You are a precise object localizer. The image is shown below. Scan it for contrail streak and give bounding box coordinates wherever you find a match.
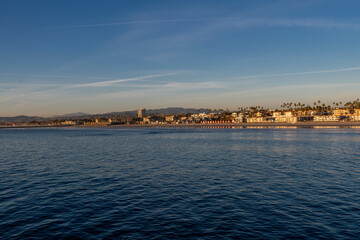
[48,17,360,29]
[0,73,118,80]
[49,18,222,29]
[72,73,176,88]
[233,67,360,80]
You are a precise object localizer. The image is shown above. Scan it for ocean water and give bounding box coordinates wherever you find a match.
[0,127,359,239]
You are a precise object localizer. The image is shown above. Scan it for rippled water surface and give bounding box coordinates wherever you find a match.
[1,127,360,239]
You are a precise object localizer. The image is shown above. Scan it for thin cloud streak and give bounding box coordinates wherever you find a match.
[0,80,223,104]
[50,17,232,29]
[0,73,178,103]
[237,18,360,29]
[0,73,176,88]
[51,17,360,30]
[0,73,116,80]
[2,66,359,90]
[71,73,177,88]
[231,67,360,80]
[68,82,360,107]
[117,81,225,90]
[217,82,360,99]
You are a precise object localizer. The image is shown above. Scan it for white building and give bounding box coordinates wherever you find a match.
[61,120,76,125]
[350,115,360,121]
[314,115,340,122]
[247,117,268,123]
[138,108,146,118]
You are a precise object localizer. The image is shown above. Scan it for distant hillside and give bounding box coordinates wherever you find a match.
[0,107,211,122]
[52,112,90,118]
[94,107,210,118]
[0,115,45,123]
[61,107,211,119]
[146,107,210,115]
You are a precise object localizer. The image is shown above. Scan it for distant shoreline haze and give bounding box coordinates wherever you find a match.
[1,99,360,126]
[0,99,359,119]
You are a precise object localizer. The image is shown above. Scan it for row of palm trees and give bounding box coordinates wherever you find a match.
[280,99,360,112]
[209,99,360,115]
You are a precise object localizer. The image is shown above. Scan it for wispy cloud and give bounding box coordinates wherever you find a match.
[96,82,221,90]
[2,65,360,113]
[0,73,176,88]
[71,73,176,88]
[232,18,360,30]
[0,73,115,80]
[205,82,360,107]
[230,67,360,80]
[88,82,225,100]
[50,18,219,29]
[240,82,360,95]
[0,73,178,103]
[50,17,360,30]
[2,66,360,91]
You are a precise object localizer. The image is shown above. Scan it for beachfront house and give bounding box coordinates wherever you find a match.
[333,109,350,117]
[314,115,340,122]
[247,117,268,123]
[350,109,360,121]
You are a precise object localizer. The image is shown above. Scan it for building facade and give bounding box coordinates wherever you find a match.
[138,108,146,118]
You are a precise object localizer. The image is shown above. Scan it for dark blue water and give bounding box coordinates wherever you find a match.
[0,127,359,239]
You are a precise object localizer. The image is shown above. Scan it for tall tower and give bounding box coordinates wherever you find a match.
[138,108,146,118]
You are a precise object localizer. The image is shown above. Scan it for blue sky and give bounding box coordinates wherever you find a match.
[1,0,360,116]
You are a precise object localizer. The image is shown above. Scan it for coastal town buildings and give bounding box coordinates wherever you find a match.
[350,115,360,121]
[90,106,360,125]
[247,117,269,123]
[165,115,177,122]
[138,108,146,118]
[4,101,360,127]
[234,114,246,123]
[314,115,340,122]
[333,109,351,117]
[61,120,76,125]
[272,111,297,123]
[350,109,360,121]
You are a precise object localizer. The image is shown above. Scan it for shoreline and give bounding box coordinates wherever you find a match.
[2,122,360,129]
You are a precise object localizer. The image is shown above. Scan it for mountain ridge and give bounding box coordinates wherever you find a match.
[0,107,211,122]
